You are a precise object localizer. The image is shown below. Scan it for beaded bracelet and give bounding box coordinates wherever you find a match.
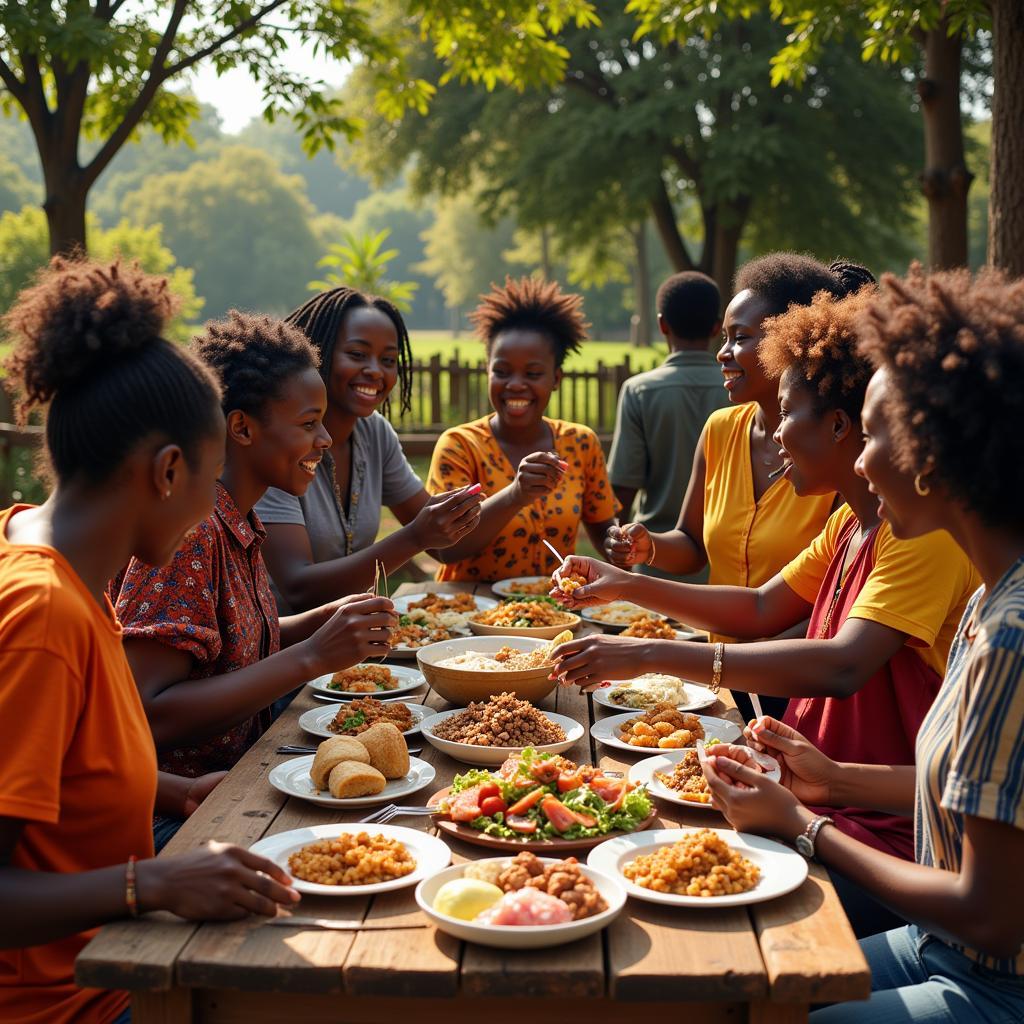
[710,642,724,694]
[125,855,139,917]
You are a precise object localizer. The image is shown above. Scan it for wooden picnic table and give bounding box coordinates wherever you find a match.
[78,581,869,1023]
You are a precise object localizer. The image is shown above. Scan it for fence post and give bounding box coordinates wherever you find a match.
[429,355,442,428]
[596,361,607,430]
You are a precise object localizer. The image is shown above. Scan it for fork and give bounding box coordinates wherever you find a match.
[358,804,439,825]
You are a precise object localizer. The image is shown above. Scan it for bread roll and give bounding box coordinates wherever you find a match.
[328,761,387,799]
[357,722,409,779]
[310,736,370,790]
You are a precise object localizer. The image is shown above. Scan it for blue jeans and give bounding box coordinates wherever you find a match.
[152,815,184,853]
[812,926,1024,1023]
[111,1006,131,1024]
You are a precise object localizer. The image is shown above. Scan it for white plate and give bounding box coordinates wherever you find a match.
[392,592,499,615]
[250,822,450,896]
[580,603,702,639]
[415,857,627,949]
[590,711,741,754]
[298,702,435,739]
[491,576,557,598]
[628,749,781,811]
[591,678,718,713]
[421,709,584,765]
[587,826,807,907]
[307,663,426,698]
[268,754,436,808]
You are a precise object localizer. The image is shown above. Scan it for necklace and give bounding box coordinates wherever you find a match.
[816,525,877,638]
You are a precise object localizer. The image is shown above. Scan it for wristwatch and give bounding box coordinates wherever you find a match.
[795,815,833,859]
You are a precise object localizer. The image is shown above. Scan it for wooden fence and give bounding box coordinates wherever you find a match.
[0,354,658,504]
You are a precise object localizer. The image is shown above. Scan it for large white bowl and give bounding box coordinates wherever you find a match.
[421,708,584,765]
[416,634,559,704]
[415,857,627,948]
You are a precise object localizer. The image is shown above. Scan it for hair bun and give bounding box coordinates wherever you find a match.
[3,257,177,411]
[828,259,876,296]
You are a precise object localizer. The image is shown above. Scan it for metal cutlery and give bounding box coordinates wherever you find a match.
[358,803,439,825]
[265,916,427,932]
[275,745,422,756]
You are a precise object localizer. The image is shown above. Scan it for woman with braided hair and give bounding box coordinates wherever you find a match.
[255,287,482,611]
[115,310,397,849]
[426,276,619,581]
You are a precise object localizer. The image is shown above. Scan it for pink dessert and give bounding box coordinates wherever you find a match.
[475,888,574,926]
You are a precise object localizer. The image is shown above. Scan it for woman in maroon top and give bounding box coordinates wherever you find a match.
[115,312,396,845]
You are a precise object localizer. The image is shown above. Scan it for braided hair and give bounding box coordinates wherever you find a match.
[2,257,221,486]
[285,288,414,416]
[191,311,319,420]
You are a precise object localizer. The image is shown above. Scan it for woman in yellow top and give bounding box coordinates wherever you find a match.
[427,277,619,582]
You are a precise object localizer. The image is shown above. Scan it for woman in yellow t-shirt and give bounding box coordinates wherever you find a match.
[0,259,298,1024]
[552,288,979,919]
[427,277,619,582]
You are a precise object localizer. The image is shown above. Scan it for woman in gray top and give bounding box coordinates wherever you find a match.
[255,288,482,612]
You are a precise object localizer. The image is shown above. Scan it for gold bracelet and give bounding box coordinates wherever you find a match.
[710,641,724,693]
[125,855,139,917]
[646,537,657,566]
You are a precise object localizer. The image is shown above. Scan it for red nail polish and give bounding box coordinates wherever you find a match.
[466,483,482,495]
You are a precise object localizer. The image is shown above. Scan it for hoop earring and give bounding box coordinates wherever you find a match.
[914,473,930,497]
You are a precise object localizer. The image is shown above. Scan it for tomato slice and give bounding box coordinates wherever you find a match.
[557,771,583,793]
[506,814,538,834]
[507,786,546,816]
[479,795,507,817]
[477,782,501,802]
[448,785,483,822]
[540,796,579,832]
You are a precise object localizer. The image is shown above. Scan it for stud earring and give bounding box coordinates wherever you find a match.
[914,473,930,497]
[163,490,171,500]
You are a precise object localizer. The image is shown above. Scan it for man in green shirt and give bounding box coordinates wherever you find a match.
[607,271,727,582]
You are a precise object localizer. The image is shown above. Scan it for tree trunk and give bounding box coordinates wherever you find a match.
[649,176,696,272]
[918,24,971,269]
[707,197,749,300]
[539,225,552,279]
[630,222,652,347]
[988,0,1024,277]
[42,163,89,257]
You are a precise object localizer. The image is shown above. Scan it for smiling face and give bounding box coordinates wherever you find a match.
[855,368,944,539]
[772,369,843,496]
[487,329,561,428]
[717,289,777,405]
[327,305,399,418]
[244,367,331,496]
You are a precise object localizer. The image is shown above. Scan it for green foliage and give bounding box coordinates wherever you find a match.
[0,154,37,215]
[121,146,322,318]
[0,207,201,340]
[310,228,419,312]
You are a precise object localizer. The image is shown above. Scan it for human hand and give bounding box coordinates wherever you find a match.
[743,716,837,807]
[182,772,227,817]
[546,555,634,609]
[604,523,652,568]
[703,751,812,842]
[307,595,396,673]
[511,451,567,506]
[136,841,300,920]
[411,485,484,549]
[550,633,656,691]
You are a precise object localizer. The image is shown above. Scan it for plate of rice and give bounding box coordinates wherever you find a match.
[591,674,718,712]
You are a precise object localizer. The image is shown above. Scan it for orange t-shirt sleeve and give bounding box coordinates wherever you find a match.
[581,427,621,523]
[780,506,851,604]
[427,427,479,495]
[0,646,84,824]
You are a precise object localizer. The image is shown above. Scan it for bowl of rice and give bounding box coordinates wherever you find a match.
[416,634,565,705]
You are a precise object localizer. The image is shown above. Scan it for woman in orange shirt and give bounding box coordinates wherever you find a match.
[0,260,298,1024]
[427,276,619,581]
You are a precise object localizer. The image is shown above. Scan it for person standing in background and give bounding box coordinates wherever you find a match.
[607,272,728,583]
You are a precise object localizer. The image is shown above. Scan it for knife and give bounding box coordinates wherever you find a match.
[264,917,428,931]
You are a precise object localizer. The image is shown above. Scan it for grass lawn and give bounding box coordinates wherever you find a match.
[408,331,667,373]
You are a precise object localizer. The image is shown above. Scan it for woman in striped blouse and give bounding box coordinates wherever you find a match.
[703,264,1024,1023]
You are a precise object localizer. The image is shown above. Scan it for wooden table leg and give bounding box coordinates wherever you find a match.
[750,1002,809,1024]
[132,989,192,1024]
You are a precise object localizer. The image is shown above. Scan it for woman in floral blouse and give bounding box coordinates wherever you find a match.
[115,312,396,847]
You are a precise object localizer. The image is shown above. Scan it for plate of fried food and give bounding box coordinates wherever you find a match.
[416,851,627,949]
[269,726,436,809]
[298,698,435,739]
[468,599,580,639]
[588,826,807,907]
[429,747,657,850]
[307,663,426,698]
[250,821,451,896]
[421,692,583,765]
[628,744,781,810]
[392,591,498,632]
[591,673,718,713]
[580,603,700,639]
[590,704,741,754]
[491,576,560,598]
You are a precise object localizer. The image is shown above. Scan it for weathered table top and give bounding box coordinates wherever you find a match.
[78,582,869,1023]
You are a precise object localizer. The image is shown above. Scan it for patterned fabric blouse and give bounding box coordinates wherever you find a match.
[915,556,1024,976]
[114,483,281,777]
[427,416,619,582]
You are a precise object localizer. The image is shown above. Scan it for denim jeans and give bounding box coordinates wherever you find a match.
[152,815,184,853]
[812,926,1024,1023]
[111,1005,131,1024]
